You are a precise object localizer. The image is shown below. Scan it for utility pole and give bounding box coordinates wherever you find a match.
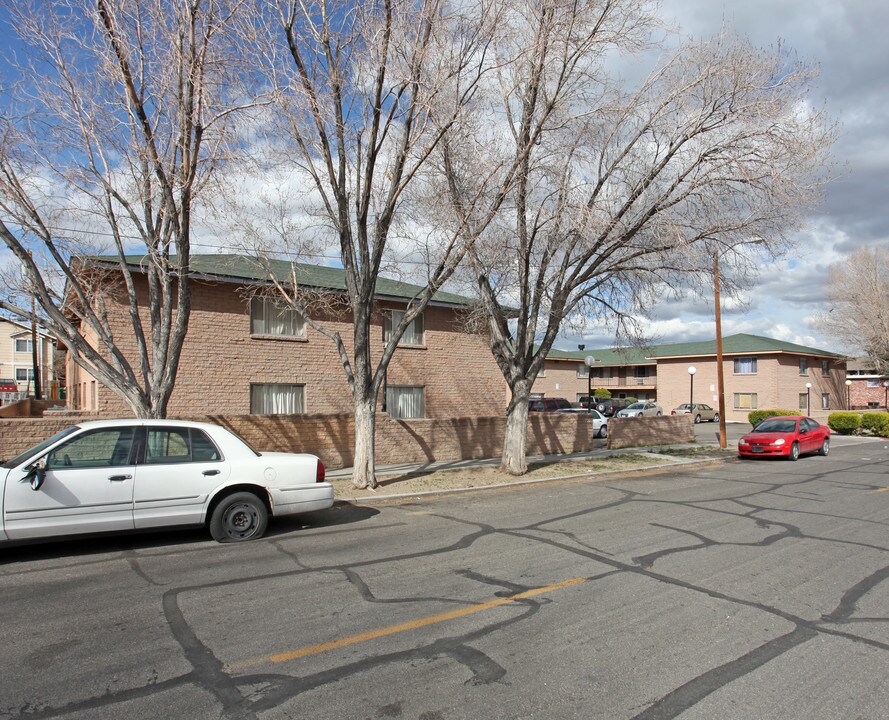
[30,295,42,400]
[714,253,726,449]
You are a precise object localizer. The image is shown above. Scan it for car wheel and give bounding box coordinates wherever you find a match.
[694,414,701,424]
[209,491,269,542]
[713,414,719,423]
[656,412,662,416]
[788,442,800,461]
[818,438,830,456]
[598,425,608,438]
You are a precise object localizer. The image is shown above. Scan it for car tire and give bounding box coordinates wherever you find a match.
[694,414,701,424]
[209,491,269,543]
[713,414,719,423]
[656,412,662,416]
[818,438,829,456]
[598,425,608,438]
[788,442,800,461]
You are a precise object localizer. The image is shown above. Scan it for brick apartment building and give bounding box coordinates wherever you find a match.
[65,255,508,418]
[533,334,847,423]
[845,359,889,410]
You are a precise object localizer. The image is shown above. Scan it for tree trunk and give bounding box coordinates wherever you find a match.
[351,395,378,489]
[501,383,531,475]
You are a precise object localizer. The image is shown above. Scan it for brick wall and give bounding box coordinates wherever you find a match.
[848,378,889,410]
[65,277,509,419]
[607,415,694,449]
[0,412,596,469]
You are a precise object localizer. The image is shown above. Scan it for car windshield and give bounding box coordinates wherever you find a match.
[753,419,797,433]
[1,425,81,468]
[626,403,644,410]
[677,404,691,410]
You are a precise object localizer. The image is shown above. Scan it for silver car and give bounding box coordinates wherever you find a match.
[616,402,663,418]
[671,403,719,423]
[556,408,608,438]
[1,419,333,544]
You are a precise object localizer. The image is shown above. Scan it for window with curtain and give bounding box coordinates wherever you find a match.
[799,393,808,410]
[733,392,758,409]
[821,360,830,376]
[15,338,33,353]
[383,310,424,346]
[821,393,830,409]
[16,368,34,381]
[386,386,425,419]
[250,384,305,415]
[576,363,589,378]
[250,297,305,337]
[733,357,757,374]
[799,358,808,375]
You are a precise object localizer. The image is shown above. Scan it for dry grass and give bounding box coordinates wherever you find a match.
[332,453,676,500]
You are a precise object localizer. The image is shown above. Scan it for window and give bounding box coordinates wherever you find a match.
[15,368,34,381]
[821,393,830,410]
[386,386,425,419]
[145,428,221,464]
[733,357,757,375]
[599,367,613,379]
[799,358,808,376]
[734,392,758,409]
[867,379,880,388]
[46,427,135,469]
[250,297,305,337]
[799,393,808,411]
[383,310,424,346]
[15,338,33,353]
[250,383,305,414]
[577,363,589,379]
[821,360,830,377]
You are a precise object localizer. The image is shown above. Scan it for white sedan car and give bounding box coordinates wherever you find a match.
[616,402,663,418]
[556,407,608,438]
[0,419,333,544]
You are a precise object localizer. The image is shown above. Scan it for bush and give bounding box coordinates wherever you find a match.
[748,409,797,427]
[625,397,638,405]
[592,388,612,399]
[828,412,861,435]
[860,412,889,437]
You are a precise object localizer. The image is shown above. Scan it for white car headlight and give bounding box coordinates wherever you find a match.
[772,438,786,446]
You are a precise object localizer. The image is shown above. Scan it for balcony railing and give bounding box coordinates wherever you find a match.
[578,376,657,387]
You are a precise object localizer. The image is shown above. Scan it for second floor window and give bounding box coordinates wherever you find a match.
[15,339,33,353]
[734,357,757,375]
[799,358,808,375]
[821,359,830,376]
[250,297,305,338]
[383,310,424,346]
[16,368,34,381]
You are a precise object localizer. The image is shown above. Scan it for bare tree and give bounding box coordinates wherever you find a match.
[235,0,499,489]
[819,246,889,373]
[0,0,258,417]
[441,8,836,474]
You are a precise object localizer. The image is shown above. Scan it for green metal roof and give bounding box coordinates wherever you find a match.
[546,346,655,366]
[87,254,475,307]
[645,333,841,359]
[548,333,841,365]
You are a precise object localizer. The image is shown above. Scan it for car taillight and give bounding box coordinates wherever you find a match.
[671,410,676,415]
[316,461,326,483]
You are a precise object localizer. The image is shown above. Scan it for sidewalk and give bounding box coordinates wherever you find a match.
[328,441,734,503]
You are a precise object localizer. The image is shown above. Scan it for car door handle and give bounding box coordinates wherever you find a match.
[202,469,220,476]
[109,474,132,482]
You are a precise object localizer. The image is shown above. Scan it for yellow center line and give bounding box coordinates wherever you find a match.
[227,576,586,671]
[875,487,889,493]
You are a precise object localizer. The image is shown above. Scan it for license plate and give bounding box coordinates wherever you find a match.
[751,447,764,453]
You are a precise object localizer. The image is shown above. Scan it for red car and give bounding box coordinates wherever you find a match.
[738,415,830,460]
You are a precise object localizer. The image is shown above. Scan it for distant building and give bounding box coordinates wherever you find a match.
[535,334,847,422]
[845,358,889,410]
[0,317,54,402]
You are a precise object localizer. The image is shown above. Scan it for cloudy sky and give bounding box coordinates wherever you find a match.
[554,0,889,354]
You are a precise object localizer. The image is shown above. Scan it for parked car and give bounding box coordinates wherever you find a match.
[528,397,573,412]
[616,401,663,418]
[738,416,830,461]
[587,398,630,417]
[671,403,719,423]
[557,407,608,438]
[0,419,333,544]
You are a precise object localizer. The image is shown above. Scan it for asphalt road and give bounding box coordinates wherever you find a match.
[2,435,888,720]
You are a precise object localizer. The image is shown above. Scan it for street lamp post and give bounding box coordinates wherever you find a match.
[584,355,597,413]
[845,379,852,410]
[883,380,889,411]
[688,366,696,408]
[805,382,812,417]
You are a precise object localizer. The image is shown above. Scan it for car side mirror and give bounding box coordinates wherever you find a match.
[25,458,47,491]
